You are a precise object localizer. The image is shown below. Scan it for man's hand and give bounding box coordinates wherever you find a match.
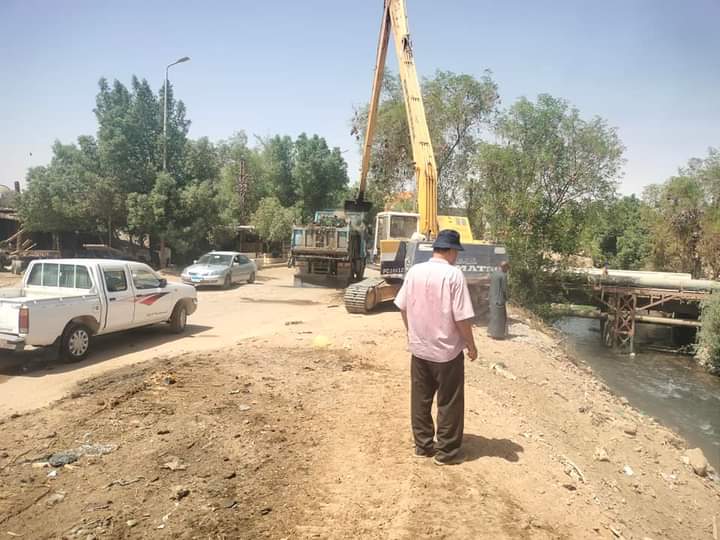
[456,319,478,361]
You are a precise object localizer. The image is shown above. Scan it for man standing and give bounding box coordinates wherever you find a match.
[488,261,510,339]
[394,229,477,465]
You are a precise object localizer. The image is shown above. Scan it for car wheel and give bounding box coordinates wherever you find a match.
[222,274,231,289]
[247,271,255,284]
[169,303,188,334]
[60,323,92,362]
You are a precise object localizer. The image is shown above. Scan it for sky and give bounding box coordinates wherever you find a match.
[1,0,718,196]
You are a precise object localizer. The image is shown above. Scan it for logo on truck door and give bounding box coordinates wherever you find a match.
[135,292,170,305]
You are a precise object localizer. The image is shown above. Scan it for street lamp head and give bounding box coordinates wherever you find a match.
[163,55,190,171]
[167,56,191,69]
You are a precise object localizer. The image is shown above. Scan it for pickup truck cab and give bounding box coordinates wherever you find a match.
[0,259,198,361]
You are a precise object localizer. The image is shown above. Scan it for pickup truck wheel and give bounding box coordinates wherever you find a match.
[222,274,231,290]
[61,323,92,362]
[169,303,188,334]
[247,271,255,284]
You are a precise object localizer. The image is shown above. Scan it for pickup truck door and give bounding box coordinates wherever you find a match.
[101,266,136,331]
[130,264,175,324]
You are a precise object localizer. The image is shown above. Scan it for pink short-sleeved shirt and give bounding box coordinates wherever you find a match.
[394,257,475,362]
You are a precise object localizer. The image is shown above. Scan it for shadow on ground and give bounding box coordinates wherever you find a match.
[235,297,322,306]
[462,434,524,463]
[0,324,212,378]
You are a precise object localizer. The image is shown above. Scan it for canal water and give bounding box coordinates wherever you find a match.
[555,317,720,471]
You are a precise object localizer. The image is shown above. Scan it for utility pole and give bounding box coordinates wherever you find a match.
[237,158,250,217]
[163,56,190,171]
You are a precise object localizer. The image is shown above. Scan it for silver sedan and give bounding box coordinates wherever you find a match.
[181,251,257,289]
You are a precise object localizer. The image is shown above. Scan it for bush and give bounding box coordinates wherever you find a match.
[697,293,720,370]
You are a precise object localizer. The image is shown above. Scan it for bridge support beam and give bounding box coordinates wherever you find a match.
[611,293,636,353]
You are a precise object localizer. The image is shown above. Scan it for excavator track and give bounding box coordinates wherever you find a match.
[344,277,386,314]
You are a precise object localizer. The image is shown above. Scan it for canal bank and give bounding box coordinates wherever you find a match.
[556,316,720,471]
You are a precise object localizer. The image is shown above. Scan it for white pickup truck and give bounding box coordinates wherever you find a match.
[0,259,198,361]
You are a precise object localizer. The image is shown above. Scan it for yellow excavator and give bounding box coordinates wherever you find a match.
[344,0,508,314]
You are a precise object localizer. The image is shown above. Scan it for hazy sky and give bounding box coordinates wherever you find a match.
[1,0,718,195]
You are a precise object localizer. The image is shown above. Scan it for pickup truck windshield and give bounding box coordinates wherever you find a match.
[198,254,232,266]
[27,263,92,289]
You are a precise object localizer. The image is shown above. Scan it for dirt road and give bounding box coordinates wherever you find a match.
[0,267,718,539]
[0,267,340,417]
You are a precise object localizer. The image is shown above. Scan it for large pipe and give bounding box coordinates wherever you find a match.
[551,304,701,328]
[569,268,720,292]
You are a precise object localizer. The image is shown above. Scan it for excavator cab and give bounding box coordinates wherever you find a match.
[372,211,419,272]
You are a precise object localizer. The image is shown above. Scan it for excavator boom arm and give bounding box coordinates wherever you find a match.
[356,0,439,237]
[357,5,391,202]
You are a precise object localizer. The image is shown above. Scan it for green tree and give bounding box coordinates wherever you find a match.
[581,196,652,269]
[476,94,624,305]
[19,164,81,233]
[172,180,223,258]
[126,172,179,251]
[259,135,295,206]
[182,137,220,185]
[292,133,349,219]
[94,76,189,194]
[351,70,499,211]
[19,139,125,239]
[697,292,720,371]
[216,132,268,225]
[644,176,704,277]
[699,208,720,279]
[251,197,299,251]
[683,147,720,205]
[424,70,499,208]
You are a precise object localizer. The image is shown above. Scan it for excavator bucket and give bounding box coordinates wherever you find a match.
[344,197,372,214]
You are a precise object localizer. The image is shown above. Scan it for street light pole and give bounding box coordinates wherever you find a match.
[163,56,190,172]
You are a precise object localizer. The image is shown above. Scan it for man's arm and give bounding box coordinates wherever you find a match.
[400,309,408,331]
[456,318,477,361]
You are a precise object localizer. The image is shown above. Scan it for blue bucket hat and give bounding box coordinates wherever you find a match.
[433,229,464,251]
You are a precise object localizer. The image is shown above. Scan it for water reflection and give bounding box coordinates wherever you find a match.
[555,317,720,470]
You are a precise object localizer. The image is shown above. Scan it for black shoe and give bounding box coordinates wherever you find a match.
[413,447,436,458]
[432,453,464,466]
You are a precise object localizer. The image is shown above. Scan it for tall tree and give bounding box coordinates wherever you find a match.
[424,70,499,207]
[94,76,189,194]
[292,133,349,219]
[259,135,295,207]
[476,94,624,304]
[351,70,499,211]
[644,176,705,277]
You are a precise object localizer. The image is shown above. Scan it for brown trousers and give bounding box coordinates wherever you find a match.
[411,352,464,460]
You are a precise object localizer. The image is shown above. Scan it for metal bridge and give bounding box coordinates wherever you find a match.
[553,269,719,353]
